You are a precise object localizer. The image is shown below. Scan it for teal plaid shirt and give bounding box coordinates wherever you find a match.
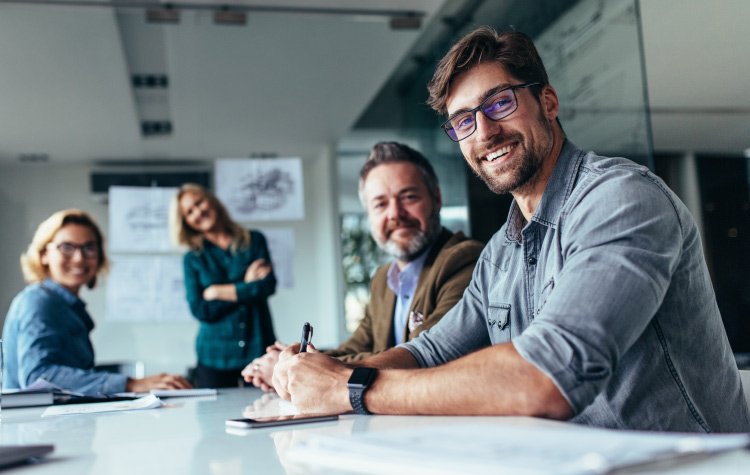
[184,230,276,370]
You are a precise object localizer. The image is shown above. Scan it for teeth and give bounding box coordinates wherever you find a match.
[486,144,513,162]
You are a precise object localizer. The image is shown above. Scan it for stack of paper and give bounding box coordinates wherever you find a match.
[42,395,163,417]
[288,423,750,475]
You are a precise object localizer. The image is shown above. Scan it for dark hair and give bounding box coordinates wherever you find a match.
[427,27,550,116]
[358,142,440,205]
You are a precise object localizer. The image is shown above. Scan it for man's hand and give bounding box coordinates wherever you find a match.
[241,350,281,391]
[244,259,272,283]
[272,343,352,414]
[126,373,193,392]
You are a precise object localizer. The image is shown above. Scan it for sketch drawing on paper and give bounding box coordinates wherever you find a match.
[216,157,304,221]
[230,168,295,214]
[125,203,169,231]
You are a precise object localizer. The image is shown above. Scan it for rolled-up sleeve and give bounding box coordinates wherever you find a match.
[513,170,683,413]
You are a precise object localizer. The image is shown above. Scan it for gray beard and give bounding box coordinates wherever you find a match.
[376,213,441,263]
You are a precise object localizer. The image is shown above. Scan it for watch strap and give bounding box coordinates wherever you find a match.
[347,367,376,415]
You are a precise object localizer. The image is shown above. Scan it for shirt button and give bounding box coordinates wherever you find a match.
[238,340,245,348]
[528,257,537,266]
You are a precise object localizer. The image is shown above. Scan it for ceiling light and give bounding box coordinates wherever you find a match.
[214,7,247,25]
[390,15,421,30]
[146,7,180,24]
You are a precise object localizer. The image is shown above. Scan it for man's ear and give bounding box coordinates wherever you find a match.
[434,187,443,211]
[540,85,560,122]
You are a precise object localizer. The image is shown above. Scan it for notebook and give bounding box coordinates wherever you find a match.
[0,445,54,469]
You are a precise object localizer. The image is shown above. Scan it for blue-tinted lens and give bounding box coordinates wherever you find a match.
[483,89,516,119]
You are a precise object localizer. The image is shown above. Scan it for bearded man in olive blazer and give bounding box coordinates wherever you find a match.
[243,142,482,387]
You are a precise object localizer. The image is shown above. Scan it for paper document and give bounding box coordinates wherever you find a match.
[288,423,750,475]
[42,395,163,417]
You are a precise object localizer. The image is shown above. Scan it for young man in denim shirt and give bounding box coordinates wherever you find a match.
[272,27,749,432]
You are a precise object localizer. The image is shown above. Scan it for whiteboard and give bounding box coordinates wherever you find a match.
[108,186,177,253]
[105,255,191,322]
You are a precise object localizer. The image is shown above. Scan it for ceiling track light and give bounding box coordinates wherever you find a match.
[214,6,246,26]
[145,4,179,24]
[0,1,425,24]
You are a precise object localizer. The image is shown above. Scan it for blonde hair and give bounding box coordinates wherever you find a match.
[20,209,109,288]
[169,183,250,252]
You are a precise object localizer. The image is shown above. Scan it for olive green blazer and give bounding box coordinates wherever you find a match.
[326,228,483,362]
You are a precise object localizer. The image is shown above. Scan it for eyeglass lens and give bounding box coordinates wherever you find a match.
[55,242,99,259]
[445,88,518,141]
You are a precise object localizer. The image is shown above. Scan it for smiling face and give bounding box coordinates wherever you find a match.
[363,162,442,265]
[40,224,100,295]
[446,62,559,197]
[179,190,219,234]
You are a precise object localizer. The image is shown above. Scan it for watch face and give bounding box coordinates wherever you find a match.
[348,367,376,387]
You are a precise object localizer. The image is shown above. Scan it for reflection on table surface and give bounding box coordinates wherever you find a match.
[1,387,749,474]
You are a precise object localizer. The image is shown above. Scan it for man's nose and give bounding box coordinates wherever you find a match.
[474,110,502,142]
[385,199,404,220]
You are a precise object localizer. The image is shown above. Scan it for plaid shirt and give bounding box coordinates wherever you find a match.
[184,230,276,370]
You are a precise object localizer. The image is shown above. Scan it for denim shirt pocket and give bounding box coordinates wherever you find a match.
[487,303,511,343]
[535,277,555,318]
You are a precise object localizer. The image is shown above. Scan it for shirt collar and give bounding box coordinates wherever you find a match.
[505,139,585,241]
[386,242,434,293]
[41,277,87,311]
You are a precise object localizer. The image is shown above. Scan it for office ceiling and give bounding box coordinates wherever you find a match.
[0,0,446,163]
[0,0,747,165]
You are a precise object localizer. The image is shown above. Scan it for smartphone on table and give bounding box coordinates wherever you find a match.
[226,413,338,429]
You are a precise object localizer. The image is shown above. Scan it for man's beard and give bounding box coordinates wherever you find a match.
[376,208,441,263]
[470,116,553,195]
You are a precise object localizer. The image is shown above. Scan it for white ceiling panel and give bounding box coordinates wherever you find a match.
[0,5,141,162]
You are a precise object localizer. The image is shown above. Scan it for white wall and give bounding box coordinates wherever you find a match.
[0,149,343,375]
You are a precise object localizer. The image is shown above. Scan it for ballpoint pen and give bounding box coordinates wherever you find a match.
[299,322,313,353]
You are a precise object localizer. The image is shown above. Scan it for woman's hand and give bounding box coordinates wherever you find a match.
[202,284,237,301]
[126,373,193,392]
[244,259,272,283]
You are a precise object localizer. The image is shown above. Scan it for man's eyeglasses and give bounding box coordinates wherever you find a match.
[48,242,99,259]
[440,82,541,142]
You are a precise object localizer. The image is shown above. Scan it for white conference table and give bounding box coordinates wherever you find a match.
[0,387,748,474]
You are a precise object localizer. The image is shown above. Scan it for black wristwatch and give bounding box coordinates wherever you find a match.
[347,367,377,415]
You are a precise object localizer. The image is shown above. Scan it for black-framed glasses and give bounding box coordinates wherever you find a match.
[48,242,99,259]
[440,82,541,142]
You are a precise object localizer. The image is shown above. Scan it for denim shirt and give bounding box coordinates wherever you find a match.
[184,230,276,370]
[2,278,128,394]
[402,140,750,432]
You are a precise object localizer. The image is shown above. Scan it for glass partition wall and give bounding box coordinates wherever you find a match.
[336,0,654,334]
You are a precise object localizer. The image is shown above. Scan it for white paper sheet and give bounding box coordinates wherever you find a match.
[109,186,177,252]
[42,395,163,417]
[258,227,294,289]
[288,423,750,475]
[215,158,304,221]
[105,255,191,322]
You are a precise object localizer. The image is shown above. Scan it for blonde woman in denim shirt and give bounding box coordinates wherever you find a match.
[171,184,277,388]
[2,209,191,394]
